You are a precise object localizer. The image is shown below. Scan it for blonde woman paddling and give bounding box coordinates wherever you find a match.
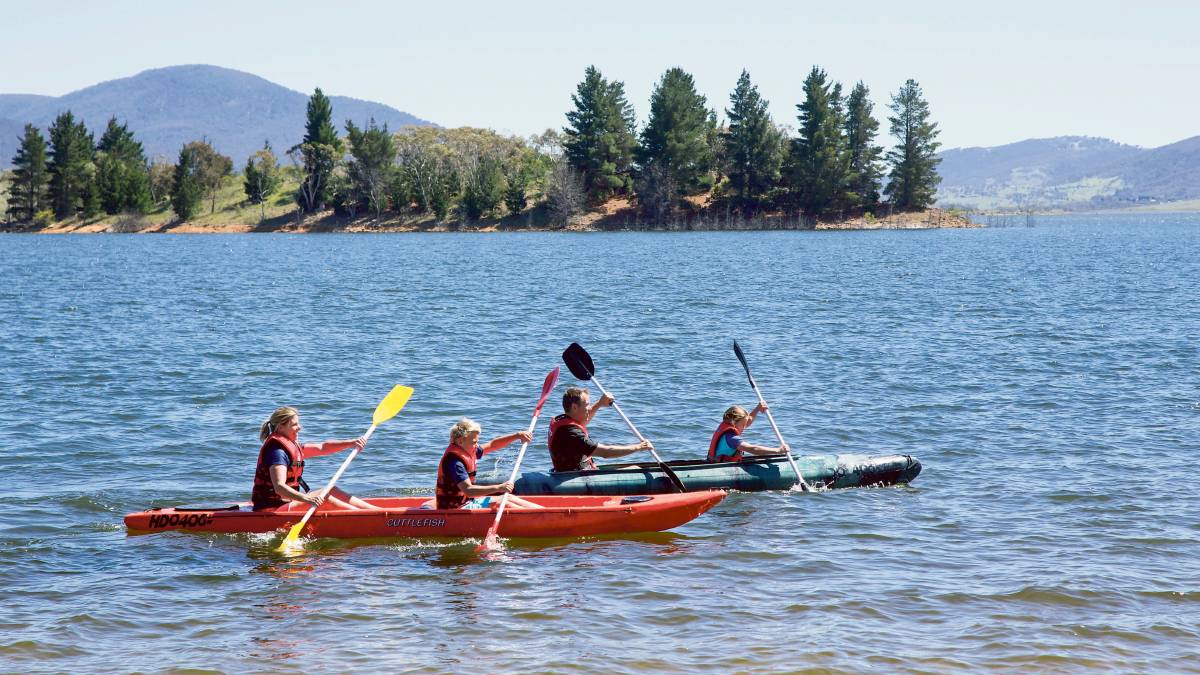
[250,406,382,511]
[707,403,789,462]
[435,418,543,510]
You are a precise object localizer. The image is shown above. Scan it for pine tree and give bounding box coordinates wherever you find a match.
[563,66,638,204]
[95,117,151,214]
[294,88,342,212]
[47,111,95,219]
[788,66,850,217]
[637,67,716,207]
[724,70,782,212]
[344,118,395,218]
[9,124,49,223]
[843,82,884,212]
[243,141,281,221]
[171,143,203,221]
[885,79,942,210]
[502,152,532,216]
[81,165,102,218]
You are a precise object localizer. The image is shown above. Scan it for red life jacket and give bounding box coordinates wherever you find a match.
[251,434,307,508]
[707,423,744,463]
[435,443,478,510]
[548,414,596,471]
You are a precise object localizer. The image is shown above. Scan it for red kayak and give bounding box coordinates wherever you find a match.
[124,491,725,540]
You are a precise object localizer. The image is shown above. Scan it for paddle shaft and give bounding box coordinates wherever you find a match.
[485,411,542,536]
[289,422,378,535]
[747,384,809,491]
[588,376,669,466]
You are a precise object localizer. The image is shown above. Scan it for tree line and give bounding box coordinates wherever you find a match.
[4,111,237,225]
[565,65,942,219]
[4,65,941,227]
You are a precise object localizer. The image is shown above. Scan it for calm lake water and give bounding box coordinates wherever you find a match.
[2,213,1198,672]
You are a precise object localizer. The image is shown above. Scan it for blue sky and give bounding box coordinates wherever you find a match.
[4,0,1198,149]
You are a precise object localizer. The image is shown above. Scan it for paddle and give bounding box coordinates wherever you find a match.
[478,367,561,552]
[561,343,687,493]
[733,340,810,492]
[276,384,414,552]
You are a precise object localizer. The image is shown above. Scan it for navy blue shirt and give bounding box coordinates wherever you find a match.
[265,447,290,467]
[447,445,485,485]
[263,438,296,468]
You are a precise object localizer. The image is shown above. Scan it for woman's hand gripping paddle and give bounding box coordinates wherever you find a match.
[276,384,414,552]
[478,367,560,552]
[733,340,810,492]
[561,343,687,493]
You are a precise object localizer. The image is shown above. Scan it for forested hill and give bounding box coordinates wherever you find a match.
[0,65,434,168]
[937,135,1200,209]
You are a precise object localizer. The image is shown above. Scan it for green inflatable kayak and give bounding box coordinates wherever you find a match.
[513,453,921,496]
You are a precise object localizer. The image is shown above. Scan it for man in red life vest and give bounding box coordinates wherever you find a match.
[547,386,654,471]
[707,403,789,462]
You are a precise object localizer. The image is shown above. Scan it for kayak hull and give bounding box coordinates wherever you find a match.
[124,492,725,539]
[514,453,921,496]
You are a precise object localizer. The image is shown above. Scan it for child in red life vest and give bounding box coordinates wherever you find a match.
[435,418,544,510]
[707,403,789,463]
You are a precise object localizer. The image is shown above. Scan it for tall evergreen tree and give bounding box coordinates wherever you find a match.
[501,146,538,216]
[724,69,782,211]
[563,66,638,204]
[47,111,95,219]
[95,117,151,214]
[80,165,102,218]
[9,124,49,223]
[293,88,341,212]
[843,82,884,211]
[637,67,716,204]
[344,118,395,218]
[788,66,850,217]
[171,142,203,221]
[243,141,281,221]
[884,79,942,210]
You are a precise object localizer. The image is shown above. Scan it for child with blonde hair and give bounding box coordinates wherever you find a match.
[435,418,543,509]
[707,403,789,462]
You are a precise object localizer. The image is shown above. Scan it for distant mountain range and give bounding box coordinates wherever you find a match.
[0,65,434,169]
[937,135,1200,210]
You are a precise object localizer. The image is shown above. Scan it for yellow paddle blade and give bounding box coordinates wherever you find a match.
[373,385,414,426]
[277,522,304,551]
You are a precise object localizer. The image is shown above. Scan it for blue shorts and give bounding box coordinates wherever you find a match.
[461,497,492,510]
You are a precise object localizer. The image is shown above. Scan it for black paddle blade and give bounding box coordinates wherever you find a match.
[562,342,595,380]
[733,340,755,386]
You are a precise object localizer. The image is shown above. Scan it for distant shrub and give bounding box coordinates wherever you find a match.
[110,212,149,233]
[34,209,54,227]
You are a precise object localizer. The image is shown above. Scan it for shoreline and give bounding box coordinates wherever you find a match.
[8,207,982,234]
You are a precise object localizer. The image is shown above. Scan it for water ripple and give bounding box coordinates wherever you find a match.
[1,219,1199,671]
